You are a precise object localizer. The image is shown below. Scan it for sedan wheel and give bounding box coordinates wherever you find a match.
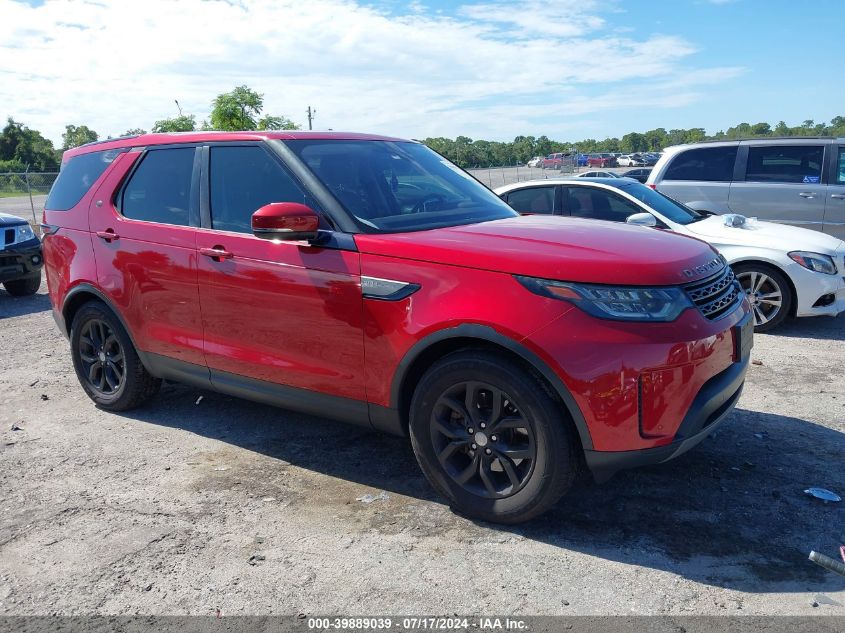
[734,264,792,332]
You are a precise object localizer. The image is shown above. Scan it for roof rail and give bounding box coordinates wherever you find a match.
[74,134,140,150]
[684,135,838,144]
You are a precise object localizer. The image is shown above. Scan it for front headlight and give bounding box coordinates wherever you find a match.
[516,276,692,322]
[14,224,35,243]
[788,251,837,275]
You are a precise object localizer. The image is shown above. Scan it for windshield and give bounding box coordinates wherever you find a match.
[617,182,705,226]
[285,140,517,233]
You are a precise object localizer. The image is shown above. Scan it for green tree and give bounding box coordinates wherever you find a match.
[122,128,147,136]
[257,115,299,131]
[0,118,59,171]
[151,114,196,133]
[61,124,98,150]
[210,85,264,131]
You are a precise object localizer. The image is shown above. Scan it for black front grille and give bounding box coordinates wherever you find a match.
[684,265,741,320]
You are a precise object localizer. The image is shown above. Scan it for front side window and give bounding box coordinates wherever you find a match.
[564,186,643,222]
[209,146,312,233]
[46,149,121,211]
[285,140,516,233]
[505,187,555,214]
[664,146,737,182]
[745,145,824,184]
[121,148,194,226]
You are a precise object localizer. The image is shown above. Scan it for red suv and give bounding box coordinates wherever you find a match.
[587,153,617,168]
[42,132,752,523]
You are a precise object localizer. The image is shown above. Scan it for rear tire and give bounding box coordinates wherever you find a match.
[70,301,161,410]
[409,351,579,524]
[3,272,40,296]
[732,262,793,332]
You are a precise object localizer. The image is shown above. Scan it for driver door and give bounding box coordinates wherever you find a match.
[195,143,366,404]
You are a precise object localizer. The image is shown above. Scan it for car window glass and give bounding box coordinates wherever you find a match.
[565,187,642,221]
[122,148,194,226]
[663,146,737,181]
[286,140,516,233]
[505,187,554,214]
[209,146,313,233]
[46,149,121,211]
[745,145,824,184]
[836,147,845,184]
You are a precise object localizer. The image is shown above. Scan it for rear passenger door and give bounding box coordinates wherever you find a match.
[502,186,558,215]
[729,143,827,230]
[195,143,366,403]
[88,146,205,366]
[824,144,845,239]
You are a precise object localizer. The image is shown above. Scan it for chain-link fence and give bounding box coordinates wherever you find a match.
[0,172,58,225]
[467,160,582,190]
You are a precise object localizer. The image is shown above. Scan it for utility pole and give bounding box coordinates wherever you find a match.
[306,106,315,131]
[175,100,182,116]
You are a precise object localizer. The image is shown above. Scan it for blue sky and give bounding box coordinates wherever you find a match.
[1,0,842,144]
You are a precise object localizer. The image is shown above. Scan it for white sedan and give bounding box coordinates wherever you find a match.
[495,178,845,331]
[617,154,646,167]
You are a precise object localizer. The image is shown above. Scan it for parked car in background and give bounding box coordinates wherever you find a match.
[496,178,845,331]
[576,153,589,167]
[647,138,845,239]
[620,168,653,183]
[43,130,752,524]
[527,156,543,168]
[639,153,660,166]
[541,152,567,169]
[586,153,617,168]
[0,212,42,296]
[576,170,620,178]
[617,155,645,167]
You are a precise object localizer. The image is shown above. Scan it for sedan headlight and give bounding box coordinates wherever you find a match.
[788,251,837,275]
[516,276,692,322]
[14,224,35,243]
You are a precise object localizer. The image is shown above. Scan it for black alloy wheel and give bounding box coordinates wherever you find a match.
[430,381,536,499]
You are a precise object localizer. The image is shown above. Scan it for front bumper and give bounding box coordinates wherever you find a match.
[584,353,748,482]
[790,260,845,318]
[0,238,43,283]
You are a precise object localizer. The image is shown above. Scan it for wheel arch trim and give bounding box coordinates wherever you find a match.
[389,323,593,450]
[61,283,149,366]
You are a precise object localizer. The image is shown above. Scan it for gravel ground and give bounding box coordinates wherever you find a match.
[1,280,844,617]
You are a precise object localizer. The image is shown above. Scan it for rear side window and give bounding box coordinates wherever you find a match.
[745,145,824,184]
[46,149,120,211]
[663,146,737,182]
[209,146,312,233]
[121,148,195,226]
[838,147,845,184]
[564,187,642,222]
[505,187,555,214]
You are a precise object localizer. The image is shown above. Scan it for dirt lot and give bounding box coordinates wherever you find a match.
[0,281,843,616]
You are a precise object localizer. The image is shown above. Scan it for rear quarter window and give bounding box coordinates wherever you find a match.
[45,149,121,211]
[663,146,737,182]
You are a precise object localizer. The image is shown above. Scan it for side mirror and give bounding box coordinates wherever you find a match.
[625,212,657,227]
[252,202,320,242]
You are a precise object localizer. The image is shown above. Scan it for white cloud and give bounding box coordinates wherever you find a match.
[0,0,742,144]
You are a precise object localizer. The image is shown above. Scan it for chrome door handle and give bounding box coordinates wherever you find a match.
[798,192,816,198]
[832,194,845,200]
[199,246,233,261]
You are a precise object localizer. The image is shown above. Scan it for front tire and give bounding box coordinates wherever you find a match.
[733,263,792,332]
[70,301,161,410]
[409,351,579,524]
[3,272,40,296]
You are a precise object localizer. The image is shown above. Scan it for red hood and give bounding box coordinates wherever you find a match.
[354,215,721,286]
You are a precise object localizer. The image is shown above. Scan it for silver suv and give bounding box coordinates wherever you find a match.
[647,138,845,239]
